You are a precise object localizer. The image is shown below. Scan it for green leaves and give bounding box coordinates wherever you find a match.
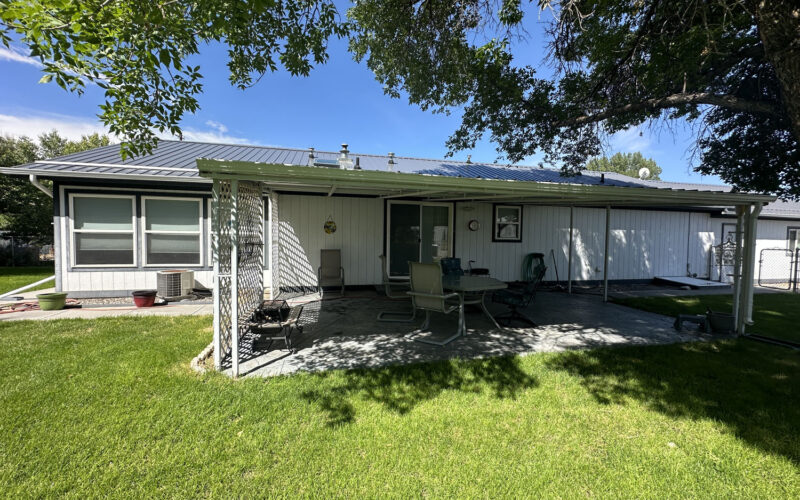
[1,0,346,158]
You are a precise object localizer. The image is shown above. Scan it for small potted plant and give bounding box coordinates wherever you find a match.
[132,290,158,308]
[36,292,68,311]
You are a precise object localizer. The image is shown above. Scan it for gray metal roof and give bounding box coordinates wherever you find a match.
[0,139,795,215]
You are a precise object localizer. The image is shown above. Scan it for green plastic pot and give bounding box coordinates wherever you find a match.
[37,292,68,311]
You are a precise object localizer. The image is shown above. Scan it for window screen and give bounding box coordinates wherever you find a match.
[71,195,135,266]
[144,198,201,265]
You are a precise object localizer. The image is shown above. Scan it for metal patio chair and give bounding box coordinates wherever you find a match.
[318,249,345,295]
[440,257,465,277]
[377,254,415,322]
[492,260,547,327]
[407,261,464,346]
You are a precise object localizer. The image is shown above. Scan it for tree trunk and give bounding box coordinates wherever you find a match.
[756,0,800,142]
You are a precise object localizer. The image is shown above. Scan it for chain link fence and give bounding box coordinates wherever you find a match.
[0,235,54,267]
[758,248,799,292]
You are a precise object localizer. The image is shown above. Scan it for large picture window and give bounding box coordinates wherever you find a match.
[143,197,202,266]
[70,194,136,266]
[493,204,522,242]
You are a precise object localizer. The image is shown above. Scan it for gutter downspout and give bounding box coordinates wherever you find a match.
[29,175,53,198]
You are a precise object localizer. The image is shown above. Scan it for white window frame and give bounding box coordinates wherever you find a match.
[142,196,204,267]
[493,204,523,242]
[69,193,137,268]
[788,227,800,251]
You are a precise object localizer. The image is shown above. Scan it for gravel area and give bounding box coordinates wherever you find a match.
[78,295,212,306]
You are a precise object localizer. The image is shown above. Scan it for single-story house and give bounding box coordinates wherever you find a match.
[4,139,796,373]
[1,140,796,298]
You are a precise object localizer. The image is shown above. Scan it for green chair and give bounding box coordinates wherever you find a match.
[407,261,464,346]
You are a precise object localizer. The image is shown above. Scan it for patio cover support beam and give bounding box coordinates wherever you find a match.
[732,206,745,328]
[381,190,444,199]
[568,206,574,294]
[212,180,221,370]
[737,203,762,334]
[603,205,611,302]
[744,203,762,324]
[231,179,240,378]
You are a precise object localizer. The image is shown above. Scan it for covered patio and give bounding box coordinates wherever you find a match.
[198,158,774,377]
[222,289,718,378]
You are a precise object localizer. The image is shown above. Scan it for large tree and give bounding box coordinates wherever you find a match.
[349,0,800,197]
[585,153,662,181]
[2,1,798,196]
[0,132,110,244]
[0,0,346,157]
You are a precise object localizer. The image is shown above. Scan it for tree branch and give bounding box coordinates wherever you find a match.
[556,92,782,127]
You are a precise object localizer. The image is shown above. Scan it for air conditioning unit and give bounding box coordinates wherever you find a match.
[157,270,195,300]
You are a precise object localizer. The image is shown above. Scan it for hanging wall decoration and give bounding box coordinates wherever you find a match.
[323,215,337,234]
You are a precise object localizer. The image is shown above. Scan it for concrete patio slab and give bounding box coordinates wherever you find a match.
[226,291,721,378]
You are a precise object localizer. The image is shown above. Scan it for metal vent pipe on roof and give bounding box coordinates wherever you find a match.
[338,143,354,170]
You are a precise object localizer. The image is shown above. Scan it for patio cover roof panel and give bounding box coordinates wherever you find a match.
[196,159,776,207]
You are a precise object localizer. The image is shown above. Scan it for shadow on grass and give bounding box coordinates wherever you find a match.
[301,355,538,427]
[546,339,800,462]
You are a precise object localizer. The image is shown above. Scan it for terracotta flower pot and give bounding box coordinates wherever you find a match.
[132,290,157,308]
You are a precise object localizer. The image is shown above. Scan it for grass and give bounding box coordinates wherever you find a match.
[0,315,797,497]
[614,293,800,344]
[0,265,55,295]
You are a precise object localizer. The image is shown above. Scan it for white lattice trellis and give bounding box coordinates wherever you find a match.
[212,179,264,376]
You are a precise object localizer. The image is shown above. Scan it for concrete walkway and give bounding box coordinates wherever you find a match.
[226,291,723,378]
[0,287,212,321]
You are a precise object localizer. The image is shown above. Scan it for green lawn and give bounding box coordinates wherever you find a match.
[0,265,55,295]
[0,316,797,497]
[615,293,800,344]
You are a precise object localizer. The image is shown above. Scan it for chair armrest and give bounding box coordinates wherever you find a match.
[407,291,460,301]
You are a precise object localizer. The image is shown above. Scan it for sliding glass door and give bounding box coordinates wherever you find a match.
[387,201,453,277]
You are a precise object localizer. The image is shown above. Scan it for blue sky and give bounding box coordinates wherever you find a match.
[0,12,719,185]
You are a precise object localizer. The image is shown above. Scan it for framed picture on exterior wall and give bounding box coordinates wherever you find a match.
[493,204,522,242]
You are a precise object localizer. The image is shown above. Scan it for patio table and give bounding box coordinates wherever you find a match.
[442,275,507,333]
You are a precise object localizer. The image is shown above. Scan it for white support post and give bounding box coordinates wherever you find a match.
[603,205,611,302]
[211,180,222,370]
[567,206,574,294]
[742,203,762,329]
[732,206,744,328]
[230,179,240,377]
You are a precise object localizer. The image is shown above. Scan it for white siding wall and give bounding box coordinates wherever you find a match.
[275,194,384,289]
[58,187,800,294]
[62,269,214,293]
[455,204,718,282]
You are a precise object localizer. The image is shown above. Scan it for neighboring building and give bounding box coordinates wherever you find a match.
[0,140,796,297]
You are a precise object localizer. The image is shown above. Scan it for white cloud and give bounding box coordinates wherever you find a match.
[609,126,653,154]
[0,46,43,67]
[0,112,108,141]
[0,112,255,145]
[204,120,228,134]
[181,121,253,144]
